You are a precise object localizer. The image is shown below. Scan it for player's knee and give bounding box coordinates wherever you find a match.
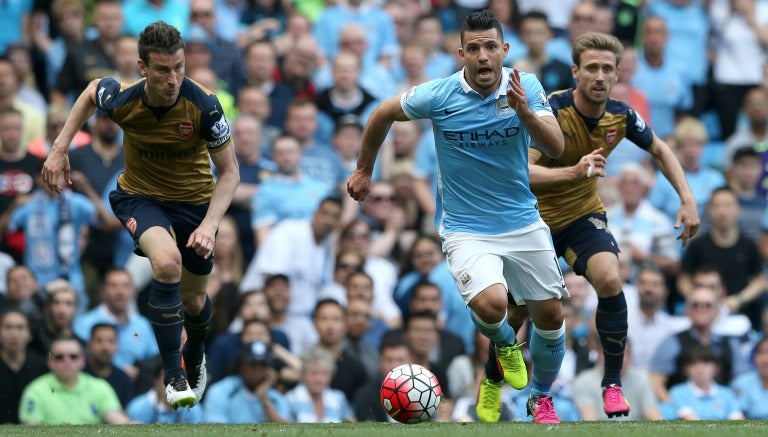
[470,288,508,322]
[151,256,182,282]
[594,273,623,297]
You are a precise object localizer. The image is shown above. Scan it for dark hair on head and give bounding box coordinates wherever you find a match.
[411,279,440,299]
[240,317,273,343]
[405,309,438,329]
[680,344,718,367]
[138,21,185,64]
[312,298,345,320]
[49,335,85,354]
[460,9,503,45]
[379,330,409,354]
[318,195,342,210]
[90,322,117,338]
[520,10,550,28]
[0,309,29,326]
[708,185,736,204]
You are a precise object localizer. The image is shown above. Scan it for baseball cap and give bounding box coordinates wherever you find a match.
[240,341,273,365]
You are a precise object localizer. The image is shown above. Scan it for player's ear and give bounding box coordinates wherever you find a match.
[137,59,147,77]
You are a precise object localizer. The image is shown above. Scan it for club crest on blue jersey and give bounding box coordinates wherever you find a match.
[496,97,516,118]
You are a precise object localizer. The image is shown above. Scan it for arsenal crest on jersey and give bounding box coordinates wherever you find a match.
[606,129,617,146]
[179,121,194,138]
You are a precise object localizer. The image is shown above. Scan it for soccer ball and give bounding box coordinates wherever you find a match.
[380,363,442,424]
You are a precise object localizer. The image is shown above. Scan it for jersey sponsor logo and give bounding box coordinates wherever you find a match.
[443,127,520,148]
[444,108,459,115]
[211,115,230,139]
[179,121,194,138]
[606,129,617,146]
[633,110,647,131]
[496,96,516,118]
[125,217,137,235]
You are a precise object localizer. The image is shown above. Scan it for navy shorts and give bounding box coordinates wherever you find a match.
[109,186,213,275]
[551,212,620,276]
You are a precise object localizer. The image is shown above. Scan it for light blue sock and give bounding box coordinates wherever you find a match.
[529,322,566,398]
[470,310,516,346]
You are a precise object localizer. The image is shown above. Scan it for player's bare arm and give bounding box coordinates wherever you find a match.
[347,96,409,202]
[647,138,700,246]
[187,144,240,260]
[507,68,563,159]
[528,147,606,190]
[42,78,100,192]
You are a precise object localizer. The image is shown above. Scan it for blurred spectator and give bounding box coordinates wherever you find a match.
[51,0,122,107]
[632,15,693,140]
[650,286,751,403]
[235,86,281,148]
[343,296,381,379]
[213,0,245,43]
[375,120,422,184]
[725,87,768,169]
[572,334,662,421]
[241,39,293,130]
[0,266,46,332]
[227,114,276,262]
[394,234,474,353]
[30,279,78,357]
[311,299,368,403]
[30,0,87,93]
[0,60,45,152]
[412,13,455,81]
[4,44,47,114]
[0,0,31,56]
[668,344,745,420]
[126,359,204,423]
[0,252,13,295]
[358,180,410,261]
[648,0,710,117]
[207,216,244,331]
[678,187,765,325]
[188,66,237,122]
[561,270,597,379]
[406,282,466,370]
[113,35,140,84]
[271,12,311,58]
[312,0,398,69]
[627,266,689,371]
[249,135,330,246]
[314,52,378,147]
[242,197,341,319]
[726,146,766,243]
[188,0,244,93]
[690,267,754,338]
[314,23,396,101]
[73,268,159,380]
[273,36,320,120]
[26,105,91,159]
[69,110,125,302]
[731,337,768,419]
[339,220,400,328]
[84,323,134,407]
[518,0,578,37]
[286,347,356,422]
[352,334,411,422]
[203,340,291,423]
[262,274,318,356]
[394,43,430,94]
[239,0,286,42]
[317,249,364,306]
[19,336,130,424]
[509,354,582,422]
[709,0,768,140]
[332,115,363,182]
[606,163,678,275]
[122,0,189,37]
[0,310,47,424]
[225,290,270,334]
[546,1,597,65]
[649,116,726,227]
[487,0,526,64]
[511,11,574,95]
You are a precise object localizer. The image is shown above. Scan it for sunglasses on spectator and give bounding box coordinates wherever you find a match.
[369,195,394,202]
[337,263,361,270]
[191,10,213,18]
[51,353,81,361]
[689,301,716,310]
[343,231,370,239]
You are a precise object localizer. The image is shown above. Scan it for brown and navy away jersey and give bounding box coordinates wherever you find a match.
[94,77,232,204]
[530,89,657,232]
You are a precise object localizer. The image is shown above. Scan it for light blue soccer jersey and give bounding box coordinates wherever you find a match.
[400,67,553,235]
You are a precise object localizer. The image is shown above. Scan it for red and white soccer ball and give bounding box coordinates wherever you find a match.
[380,363,443,424]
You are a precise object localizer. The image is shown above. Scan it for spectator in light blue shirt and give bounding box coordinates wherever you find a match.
[203,341,292,423]
[668,344,745,420]
[286,347,355,422]
[73,268,158,377]
[731,337,768,419]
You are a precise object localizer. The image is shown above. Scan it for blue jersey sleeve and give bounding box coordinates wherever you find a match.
[400,84,433,120]
[521,73,554,118]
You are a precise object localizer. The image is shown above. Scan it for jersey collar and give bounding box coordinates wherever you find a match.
[458,67,510,99]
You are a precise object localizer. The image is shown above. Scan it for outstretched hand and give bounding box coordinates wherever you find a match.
[41,150,71,193]
[506,68,530,114]
[674,201,700,247]
[346,168,372,203]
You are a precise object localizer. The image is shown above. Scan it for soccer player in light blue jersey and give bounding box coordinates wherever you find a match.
[347,9,569,424]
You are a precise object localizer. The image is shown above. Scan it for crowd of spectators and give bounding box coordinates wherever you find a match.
[1,0,768,424]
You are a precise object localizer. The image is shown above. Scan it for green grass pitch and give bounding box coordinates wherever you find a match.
[2,421,768,436]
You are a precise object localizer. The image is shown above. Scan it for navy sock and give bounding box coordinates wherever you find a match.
[596,291,628,387]
[485,341,504,384]
[183,295,212,364]
[148,279,184,384]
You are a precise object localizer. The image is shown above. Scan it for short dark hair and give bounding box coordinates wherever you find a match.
[680,344,718,367]
[312,298,344,320]
[460,9,503,46]
[138,21,185,64]
[90,322,117,339]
